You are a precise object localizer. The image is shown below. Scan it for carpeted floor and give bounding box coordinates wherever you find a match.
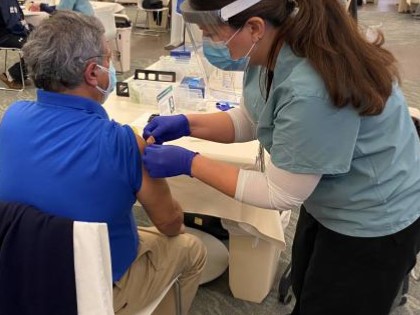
[1,2,420,314]
[132,205,420,315]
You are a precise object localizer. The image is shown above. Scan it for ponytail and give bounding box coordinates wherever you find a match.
[282,0,400,115]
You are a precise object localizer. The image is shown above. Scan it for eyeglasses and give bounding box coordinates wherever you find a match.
[81,54,112,63]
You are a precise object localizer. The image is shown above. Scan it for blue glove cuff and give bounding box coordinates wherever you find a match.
[187,152,199,177]
[179,114,192,137]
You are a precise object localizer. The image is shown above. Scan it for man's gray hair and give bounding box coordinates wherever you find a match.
[22,11,105,91]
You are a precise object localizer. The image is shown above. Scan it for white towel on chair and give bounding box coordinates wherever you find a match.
[73,222,114,315]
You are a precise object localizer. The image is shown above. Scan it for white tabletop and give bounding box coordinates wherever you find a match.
[90,1,124,13]
[105,96,260,165]
[22,9,48,17]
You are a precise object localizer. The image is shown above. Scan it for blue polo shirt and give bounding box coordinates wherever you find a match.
[0,90,142,281]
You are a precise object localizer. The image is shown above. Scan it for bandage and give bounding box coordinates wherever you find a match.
[146,136,156,145]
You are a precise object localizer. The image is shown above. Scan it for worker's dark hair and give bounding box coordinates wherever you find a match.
[190,0,400,116]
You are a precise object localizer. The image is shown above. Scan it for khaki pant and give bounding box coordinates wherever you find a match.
[113,227,207,315]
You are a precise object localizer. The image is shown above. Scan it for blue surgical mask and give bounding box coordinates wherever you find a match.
[203,29,256,72]
[96,62,117,103]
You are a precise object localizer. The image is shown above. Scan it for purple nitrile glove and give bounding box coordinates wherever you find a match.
[143,144,197,178]
[142,114,191,144]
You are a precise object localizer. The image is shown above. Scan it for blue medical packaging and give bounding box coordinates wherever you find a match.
[180,76,206,98]
[170,46,192,59]
[216,102,235,111]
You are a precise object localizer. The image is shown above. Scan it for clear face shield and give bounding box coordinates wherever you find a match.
[181,0,262,72]
[181,0,262,35]
[181,0,271,172]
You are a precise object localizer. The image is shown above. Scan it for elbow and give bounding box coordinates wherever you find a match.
[269,190,304,212]
[270,199,303,212]
[154,212,184,236]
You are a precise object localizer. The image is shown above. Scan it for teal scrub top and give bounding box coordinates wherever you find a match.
[57,0,94,16]
[243,44,420,237]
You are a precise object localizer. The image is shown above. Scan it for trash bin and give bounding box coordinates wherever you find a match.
[221,218,287,303]
[112,15,132,73]
[228,234,282,303]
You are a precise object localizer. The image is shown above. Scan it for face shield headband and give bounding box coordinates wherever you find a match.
[181,0,263,26]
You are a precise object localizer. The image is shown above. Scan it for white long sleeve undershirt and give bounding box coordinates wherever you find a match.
[226,103,257,143]
[235,157,321,211]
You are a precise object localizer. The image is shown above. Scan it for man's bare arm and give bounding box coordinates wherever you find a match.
[134,133,184,236]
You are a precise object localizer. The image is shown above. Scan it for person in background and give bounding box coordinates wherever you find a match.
[28,0,94,16]
[0,0,31,89]
[141,0,420,314]
[0,11,206,315]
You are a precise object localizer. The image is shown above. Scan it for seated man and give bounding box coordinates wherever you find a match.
[28,0,94,16]
[0,11,206,315]
[0,0,30,89]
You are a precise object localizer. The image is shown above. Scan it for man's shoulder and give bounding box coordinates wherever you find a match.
[98,119,137,148]
[4,100,34,117]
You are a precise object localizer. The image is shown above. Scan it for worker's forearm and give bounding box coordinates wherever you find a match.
[190,154,239,198]
[187,112,235,143]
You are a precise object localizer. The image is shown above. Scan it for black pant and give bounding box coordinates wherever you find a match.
[291,206,420,315]
[0,33,28,82]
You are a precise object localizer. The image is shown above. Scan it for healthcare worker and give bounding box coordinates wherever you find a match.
[142,0,420,314]
[28,0,94,16]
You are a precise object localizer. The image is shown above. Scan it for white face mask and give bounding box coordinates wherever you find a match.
[95,62,117,103]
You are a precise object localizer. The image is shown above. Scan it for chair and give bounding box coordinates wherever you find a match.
[135,276,182,315]
[0,203,182,315]
[83,222,182,315]
[0,47,25,91]
[134,0,170,37]
[74,221,114,315]
[74,220,183,315]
